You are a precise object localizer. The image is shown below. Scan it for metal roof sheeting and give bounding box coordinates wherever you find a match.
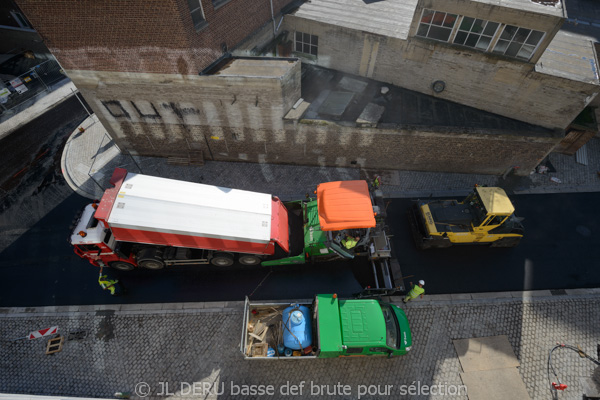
[293,0,419,40]
[107,172,273,244]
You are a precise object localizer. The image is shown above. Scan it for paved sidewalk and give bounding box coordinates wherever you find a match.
[1,291,599,400]
[0,80,79,141]
[60,115,600,200]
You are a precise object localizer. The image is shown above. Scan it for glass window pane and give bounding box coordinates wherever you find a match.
[465,33,479,47]
[493,39,509,54]
[483,21,499,36]
[187,0,199,10]
[476,35,491,50]
[421,9,434,24]
[432,11,446,26]
[514,28,530,43]
[453,31,468,45]
[501,25,517,40]
[472,19,484,33]
[460,17,474,31]
[526,30,544,45]
[191,9,204,25]
[311,35,318,46]
[417,24,429,37]
[303,32,310,42]
[517,44,535,59]
[505,42,522,57]
[428,25,452,41]
[443,13,457,28]
[303,43,310,53]
[295,40,301,51]
[296,31,302,41]
[310,46,317,56]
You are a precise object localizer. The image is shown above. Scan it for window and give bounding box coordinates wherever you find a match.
[212,0,231,9]
[10,11,32,29]
[415,9,545,61]
[186,0,206,30]
[381,305,399,349]
[493,25,544,60]
[483,215,505,226]
[295,32,318,56]
[454,17,499,51]
[416,9,457,42]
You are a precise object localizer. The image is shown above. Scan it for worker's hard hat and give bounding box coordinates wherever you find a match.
[419,280,425,286]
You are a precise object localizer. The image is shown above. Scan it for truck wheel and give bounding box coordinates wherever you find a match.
[109,261,135,271]
[238,255,261,266]
[211,253,234,267]
[137,248,165,270]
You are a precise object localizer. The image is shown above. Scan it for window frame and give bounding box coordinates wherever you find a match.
[294,31,318,57]
[9,10,33,30]
[414,8,545,62]
[453,16,500,52]
[416,9,458,43]
[187,0,207,31]
[212,0,232,10]
[492,25,545,61]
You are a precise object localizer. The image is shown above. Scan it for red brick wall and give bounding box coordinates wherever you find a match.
[15,0,292,74]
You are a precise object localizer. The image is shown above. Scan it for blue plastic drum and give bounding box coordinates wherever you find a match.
[282,305,312,350]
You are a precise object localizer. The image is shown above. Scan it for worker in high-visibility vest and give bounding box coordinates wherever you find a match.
[403,280,425,303]
[341,235,360,249]
[98,272,120,296]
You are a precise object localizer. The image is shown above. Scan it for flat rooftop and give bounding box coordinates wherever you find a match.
[297,64,555,137]
[292,0,563,40]
[206,57,297,78]
[292,0,597,84]
[293,0,418,40]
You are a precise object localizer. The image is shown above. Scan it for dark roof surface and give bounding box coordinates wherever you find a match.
[300,64,556,137]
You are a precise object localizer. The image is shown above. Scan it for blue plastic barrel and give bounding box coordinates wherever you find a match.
[282,305,312,350]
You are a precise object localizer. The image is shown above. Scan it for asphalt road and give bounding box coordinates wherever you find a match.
[0,96,598,306]
[387,193,600,295]
[0,187,599,306]
[0,95,87,192]
[0,192,365,307]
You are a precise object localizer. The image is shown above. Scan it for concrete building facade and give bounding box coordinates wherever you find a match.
[283,0,599,131]
[13,0,600,176]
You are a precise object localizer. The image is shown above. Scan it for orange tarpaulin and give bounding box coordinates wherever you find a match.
[317,180,376,231]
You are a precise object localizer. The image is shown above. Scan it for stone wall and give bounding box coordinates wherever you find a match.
[68,58,556,176]
[67,59,301,158]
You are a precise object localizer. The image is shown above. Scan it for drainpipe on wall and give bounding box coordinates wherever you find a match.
[269,0,276,35]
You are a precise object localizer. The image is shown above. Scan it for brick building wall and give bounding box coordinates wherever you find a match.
[15,0,292,74]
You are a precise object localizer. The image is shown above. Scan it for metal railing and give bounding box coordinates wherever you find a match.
[0,59,66,114]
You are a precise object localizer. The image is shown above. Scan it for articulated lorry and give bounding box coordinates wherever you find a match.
[240,294,411,359]
[69,169,399,289]
[409,185,524,249]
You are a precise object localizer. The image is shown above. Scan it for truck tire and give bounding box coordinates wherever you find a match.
[210,252,234,267]
[137,248,165,270]
[238,255,261,266]
[109,261,135,271]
